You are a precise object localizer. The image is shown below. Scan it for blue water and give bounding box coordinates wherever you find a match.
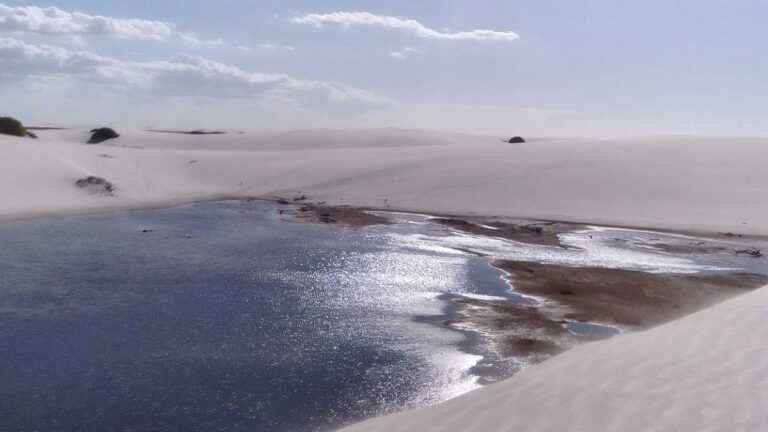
[2,200,761,432]
[0,201,513,432]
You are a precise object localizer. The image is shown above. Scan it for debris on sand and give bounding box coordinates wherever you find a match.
[735,248,763,258]
[75,176,115,195]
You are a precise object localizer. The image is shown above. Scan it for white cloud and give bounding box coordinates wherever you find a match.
[0,36,390,113]
[0,3,234,48]
[292,11,519,42]
[0,3,173,40]
[390,46,418,60]
[257,43,295,52]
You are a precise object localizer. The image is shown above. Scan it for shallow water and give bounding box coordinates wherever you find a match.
[0,201,763,432]
[0,201,511,432]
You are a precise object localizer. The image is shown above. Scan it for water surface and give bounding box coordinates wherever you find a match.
[0,200,762,431]
[0,201,510,432]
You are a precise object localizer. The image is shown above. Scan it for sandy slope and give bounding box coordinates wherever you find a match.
[1,129,766,235]
[343,285,768,432]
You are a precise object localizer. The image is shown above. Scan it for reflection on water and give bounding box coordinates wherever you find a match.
[0,201,506,432]
[0,201,763,432]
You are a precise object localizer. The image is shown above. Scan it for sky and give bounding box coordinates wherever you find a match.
[1,0,767,136]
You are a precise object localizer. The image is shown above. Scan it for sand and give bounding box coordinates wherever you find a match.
[343,284,768,431]
[0,129,766,235]
[1,127,767,431]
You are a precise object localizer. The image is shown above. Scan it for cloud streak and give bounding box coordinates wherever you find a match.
[0,3,174,40]
[292,11,519,42]
[0,3,236,48]
[0,36,389,113]
[390,46,418,60]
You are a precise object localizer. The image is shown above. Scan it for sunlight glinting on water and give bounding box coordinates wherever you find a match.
[384,227,734,274]
[250,241,485,404]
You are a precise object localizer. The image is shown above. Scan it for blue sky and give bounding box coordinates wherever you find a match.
[1,0,766,136]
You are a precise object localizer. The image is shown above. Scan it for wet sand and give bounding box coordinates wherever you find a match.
[279,200,768,383]
[272,195,391,227]
[433,217,576,247]
[494,261,767,328]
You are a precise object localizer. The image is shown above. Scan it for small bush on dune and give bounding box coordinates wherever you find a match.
[0,117,27,137]
[88,127,120,144]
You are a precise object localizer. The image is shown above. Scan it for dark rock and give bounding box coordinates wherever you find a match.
[735,249,763,258]
[276,199,291,205]
[189,129,226,135]
[25,131,38,139]
[523,224,545,234]
[88,128,120,144]
[508,136,526,143]
[75,176,115,195]
[0,117,27,137]
[293,194,308,202]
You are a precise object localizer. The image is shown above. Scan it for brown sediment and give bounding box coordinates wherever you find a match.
[449,295,614,365]
[448,263,767,381]
[493,261,768,329]
[451,297,574,358]
[433,217,580,247]
[290,204,390,227]
[146,129,227,135]
[638,241,729,255]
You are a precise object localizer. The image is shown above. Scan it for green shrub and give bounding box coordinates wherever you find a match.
[0,117,26,137]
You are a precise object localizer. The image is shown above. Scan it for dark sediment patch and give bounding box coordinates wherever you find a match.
[147,129,227,135]
[444,294,612,383]
[638,241,730,254]
[493,261,768,329]
[294,204,390,227]
[445,260,766,383]
[433,217,579,247]
[75,176,115,196]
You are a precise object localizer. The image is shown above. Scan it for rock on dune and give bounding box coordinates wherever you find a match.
[508,136,526,143]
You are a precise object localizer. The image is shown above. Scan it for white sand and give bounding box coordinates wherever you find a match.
[343,285,768,432]
[1,128,767,431]
[1,129,766,235]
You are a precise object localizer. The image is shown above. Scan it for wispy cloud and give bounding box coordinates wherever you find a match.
[0,36,389,113]
[0,3,173,40]
[292,11,519,42]
[390,46,418,60]
[0,3,228,47]
[257,43,295,52]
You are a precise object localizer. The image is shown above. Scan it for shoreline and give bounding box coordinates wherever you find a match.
[2,193,766,242]
[2,195,766,430]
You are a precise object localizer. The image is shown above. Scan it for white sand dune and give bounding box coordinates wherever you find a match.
[343,285,768,432]
[1,127,767,431]
[1,129,766,236]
